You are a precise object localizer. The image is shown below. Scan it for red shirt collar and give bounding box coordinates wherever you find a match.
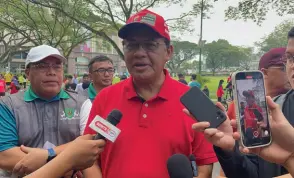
[124,69,173,101]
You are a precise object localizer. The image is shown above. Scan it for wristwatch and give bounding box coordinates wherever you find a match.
[47,148,56,162]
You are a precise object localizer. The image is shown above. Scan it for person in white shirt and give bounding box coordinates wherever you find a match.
[79,55,115,135]
[75,74,89,93]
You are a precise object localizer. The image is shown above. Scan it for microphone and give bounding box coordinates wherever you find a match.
[167,154,193,178]
[89,109,123,141]
[189,154,198,177]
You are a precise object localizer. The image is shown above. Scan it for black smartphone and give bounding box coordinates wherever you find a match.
[180,86,227,128]
[232,71,272,148]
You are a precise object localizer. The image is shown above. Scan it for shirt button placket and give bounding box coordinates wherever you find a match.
[143,114,147,118]
[139,102,149,127]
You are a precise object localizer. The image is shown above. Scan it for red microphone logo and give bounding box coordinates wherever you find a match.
[95,121,116,137]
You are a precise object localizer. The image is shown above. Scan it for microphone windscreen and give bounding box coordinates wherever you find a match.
[167,154,193,178]
[107,109,123,126]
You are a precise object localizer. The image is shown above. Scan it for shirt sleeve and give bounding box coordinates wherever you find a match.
[227,102,236,120]
[0,101,18,152]
[83,92,104,135]
[192,131,218,166]
[214,143,258,178]
[80,99,93,135]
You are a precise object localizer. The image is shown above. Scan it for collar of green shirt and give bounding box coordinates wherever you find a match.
[24,86,70,102]
[88,83,97,100]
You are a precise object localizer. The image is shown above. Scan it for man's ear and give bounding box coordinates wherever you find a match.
[261,68,268,79]
[88,72,93,82]
[166,45,174,62]
[25,68,30,81]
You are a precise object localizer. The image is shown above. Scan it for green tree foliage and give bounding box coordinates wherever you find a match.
[203,39,253,75]
[0,0,94,66]
[224,0,294,25]
[166,41,198,75]
[255,19,294,54]
[28,0,204,59]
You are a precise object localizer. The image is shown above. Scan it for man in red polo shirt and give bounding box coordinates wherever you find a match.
[242,90,265,145]
[83,9,217,178]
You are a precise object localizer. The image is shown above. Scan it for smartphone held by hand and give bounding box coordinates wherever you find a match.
[180,86,227,128]
[232,71,272,148]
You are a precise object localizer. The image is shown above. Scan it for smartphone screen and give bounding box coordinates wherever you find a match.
[234,71,271,147]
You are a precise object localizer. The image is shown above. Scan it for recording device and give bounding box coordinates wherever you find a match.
[167,154,193,178]
[89,109,123,141]
[189,154,198,177]
[252,108,264,122]
[180,86,227,128]
[232,71,272,148]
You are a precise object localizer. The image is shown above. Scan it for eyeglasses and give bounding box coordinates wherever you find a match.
[268,66,286,72]
[123,41,166,52]
[30,63,63,72]
[284,53,294,66]
[93,68,115,75]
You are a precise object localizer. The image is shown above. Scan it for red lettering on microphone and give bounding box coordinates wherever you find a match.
[95,121,109,132]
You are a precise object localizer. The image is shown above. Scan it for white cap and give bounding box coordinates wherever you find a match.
[25,45,66,68]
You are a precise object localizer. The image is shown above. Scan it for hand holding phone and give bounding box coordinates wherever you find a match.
[180,86,227,128]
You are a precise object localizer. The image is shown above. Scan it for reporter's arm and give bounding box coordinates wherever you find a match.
[0,148,25,170]
[283,156,294,177]
[214,143,259,178]
[196,164,213,178]
[24,153,73,178]
[83,162,102,178]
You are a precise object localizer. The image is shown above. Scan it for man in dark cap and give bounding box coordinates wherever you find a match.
[218,47,292,178]
[259,47,291,98]
[227,48,290,120]
[192,27,294,178]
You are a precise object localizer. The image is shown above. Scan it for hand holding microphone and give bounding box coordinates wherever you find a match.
[61,136,106,171]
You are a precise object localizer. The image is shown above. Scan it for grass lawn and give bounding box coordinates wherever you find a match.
[202,76,227,100]
[113,75,228,100]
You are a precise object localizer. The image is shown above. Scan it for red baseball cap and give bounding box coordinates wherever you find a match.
[118,9,170,41]
[258,48,286,70]
[243,90,255,98]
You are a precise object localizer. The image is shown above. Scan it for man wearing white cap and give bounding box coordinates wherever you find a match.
[0,45,89,177]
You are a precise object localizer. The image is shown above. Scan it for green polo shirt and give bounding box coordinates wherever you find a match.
[88,83,97,100]
[24,86,70,102]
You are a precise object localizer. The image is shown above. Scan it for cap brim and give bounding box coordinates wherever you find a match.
[25,54,66,68]
[118,22,162,39]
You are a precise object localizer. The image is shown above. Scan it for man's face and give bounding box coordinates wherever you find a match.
[25,57,63,98]
[286,38,294,88]
[67,77,73,84]
[89,61,114,87]
[246,96,255,106]
[263,65,291,94]
[240,102,245,108]
[83,76,89,82]
[123,27,173,82]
